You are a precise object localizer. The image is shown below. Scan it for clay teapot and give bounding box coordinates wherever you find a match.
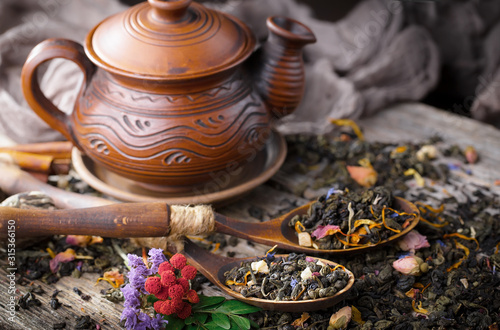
[21,0,316,190]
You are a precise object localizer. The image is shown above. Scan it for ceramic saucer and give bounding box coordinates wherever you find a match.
[72,131,287,206]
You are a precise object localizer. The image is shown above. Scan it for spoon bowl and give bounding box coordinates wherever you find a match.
[216,196,420,255]
[182,239,355,312]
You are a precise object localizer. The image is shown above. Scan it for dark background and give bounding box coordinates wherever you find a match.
[296,0,362,22]
[120,0,362,22]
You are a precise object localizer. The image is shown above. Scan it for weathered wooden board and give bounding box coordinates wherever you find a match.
[0,271,124,329]
[1,103,499,329]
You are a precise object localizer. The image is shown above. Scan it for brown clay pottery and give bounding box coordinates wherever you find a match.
[71,130,287,205]
[21,0,316,191]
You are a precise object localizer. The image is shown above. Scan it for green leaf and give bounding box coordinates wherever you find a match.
[184,315,196,325]
[229,315,251,330]
[215,300,261,315]
[202,321,224,330]
[163,314,185,330]
[185,325,199,330]
[211,313,231,329]
[192,295,226,311]
[147,294,159,304]
[191,312,208,324]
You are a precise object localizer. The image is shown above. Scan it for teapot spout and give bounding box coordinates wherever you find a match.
[253,16,316,118]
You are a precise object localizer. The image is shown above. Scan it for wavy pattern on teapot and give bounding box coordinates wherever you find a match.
[194,115,225,129]
[77,92,264,138]
[81,123,266,164]
[88,138,110,155]
[164,152,192,165]
[82,133,207,161]
[78,109,267,152]
[96,76,237,105]
[122,115,152,133]
[86,83,251,121]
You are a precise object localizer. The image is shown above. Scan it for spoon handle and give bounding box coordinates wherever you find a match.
[214,214,285,244]
[183,238,234,286]
[0,202,170,238]
[213,204,311,251]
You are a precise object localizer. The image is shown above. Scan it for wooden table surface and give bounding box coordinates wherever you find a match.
[1,103,499,329]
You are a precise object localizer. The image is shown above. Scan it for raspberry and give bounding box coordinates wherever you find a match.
[153,300,165,314]
[161,270,177,287]
[154,285,170,300]
[158,261,174,274]
[176,302,192,319]
[186,289,199,304]
[144,276,162,294]
[169,253,187,270]
[170,297,184,314]
[181,265,197,280]
[168,284,184,300]
[176,277,190,294]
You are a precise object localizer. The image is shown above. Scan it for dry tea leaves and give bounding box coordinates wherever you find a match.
[224,253,350,301]
[289,186,417,250]
[285,133,445,195]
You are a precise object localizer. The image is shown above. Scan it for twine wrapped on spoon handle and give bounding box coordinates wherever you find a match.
[133,205,216,251]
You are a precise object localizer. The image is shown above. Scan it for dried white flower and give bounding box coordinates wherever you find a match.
[301,267,313,281]
[251,260,269,274]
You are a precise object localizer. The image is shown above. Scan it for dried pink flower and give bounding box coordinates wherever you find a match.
[392,255,423,276]
[311,225,342,239]
[398,230,430,252]
[329,306,352,329]
[346,165,377,187]
[65,235,103,247]
[50,248,76,273]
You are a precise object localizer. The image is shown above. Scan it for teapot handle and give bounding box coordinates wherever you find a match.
[21,38,96,148]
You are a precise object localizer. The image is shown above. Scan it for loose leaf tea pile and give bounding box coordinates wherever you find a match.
[224,252,351,301]
[2,118,499,329]
[285,132,447,195]
[289,187,417,250]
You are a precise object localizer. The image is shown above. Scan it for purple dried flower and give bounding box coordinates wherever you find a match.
[150,314,167,329]
[121,306,139,329]
[326,187,342,199]
[290,278,298,289]
[122,284,141,309]
[127,253,146,268]
[127,255,152,292]
[135,313,152,330]
[128,267,148,292]
[122,250,168,330]
[266,251,276,261]
[148,248,167,274]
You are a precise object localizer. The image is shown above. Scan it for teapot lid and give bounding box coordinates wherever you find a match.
[85,0,256,80]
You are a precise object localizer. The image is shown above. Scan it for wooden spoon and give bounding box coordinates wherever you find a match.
[0,196,418,255]
[182,238,355,312]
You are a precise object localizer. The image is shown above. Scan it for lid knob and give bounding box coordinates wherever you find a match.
[148,0,192,22]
